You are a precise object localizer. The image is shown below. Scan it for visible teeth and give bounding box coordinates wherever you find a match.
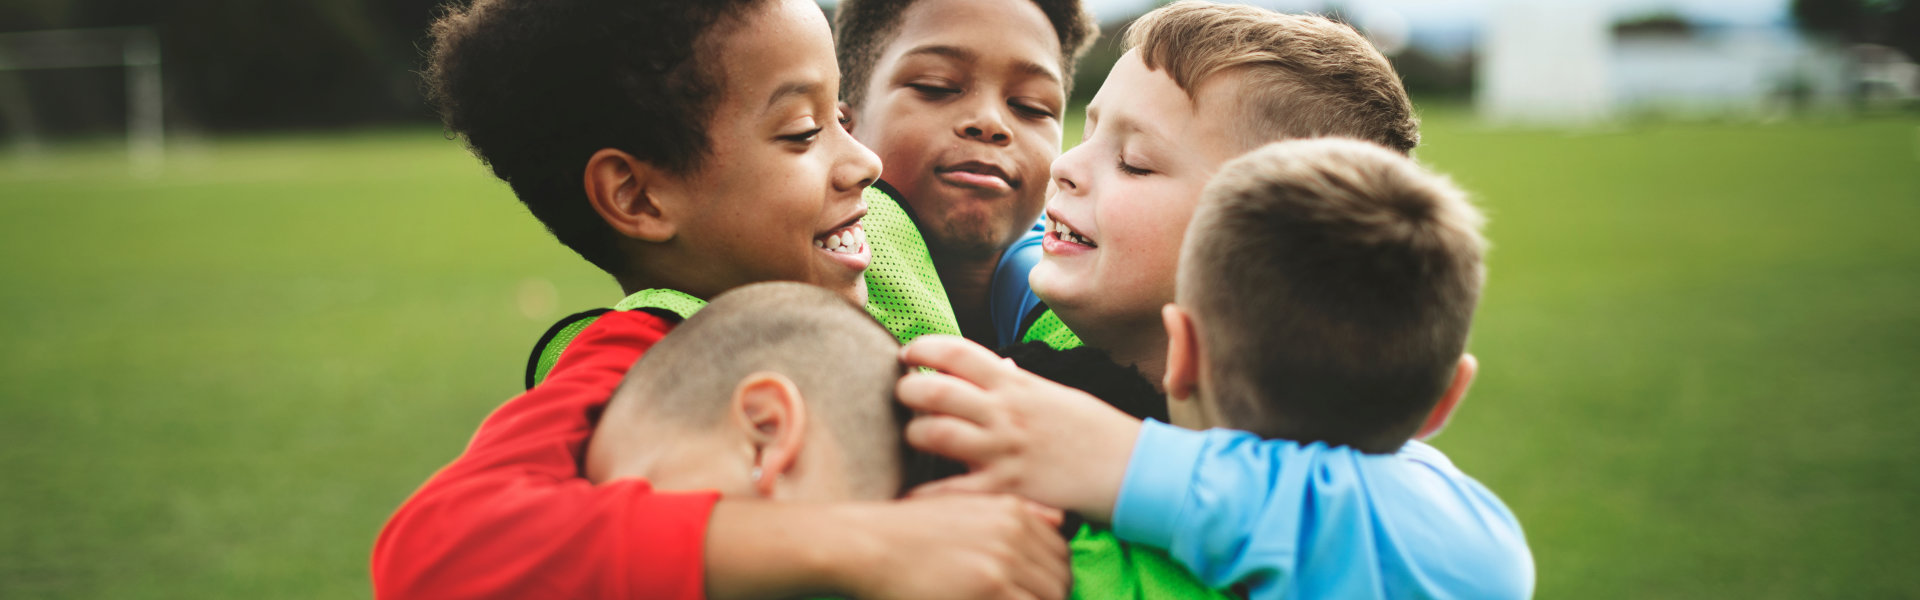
[814,239,825,248]
[853,227,865,247]
[829,233,843,249]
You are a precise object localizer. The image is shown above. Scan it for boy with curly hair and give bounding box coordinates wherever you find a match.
[373,1,1069,598]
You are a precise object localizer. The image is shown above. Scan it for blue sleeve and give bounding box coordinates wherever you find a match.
[989,224,1047,348]
[1111,421,1535,600]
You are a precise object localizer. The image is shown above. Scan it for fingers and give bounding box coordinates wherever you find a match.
[901,335,1016,388]
[905,414,1001,463]
[897,371,999,426]
[1011,501,1072,600]
[1022,500,1064,528]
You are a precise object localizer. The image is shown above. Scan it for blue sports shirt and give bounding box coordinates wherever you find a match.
[1112,420,1535,600]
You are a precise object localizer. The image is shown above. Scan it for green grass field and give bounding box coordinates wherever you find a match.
[2,112,1917,598]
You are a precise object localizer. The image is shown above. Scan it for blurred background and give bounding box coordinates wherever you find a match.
[1,0,1915,597]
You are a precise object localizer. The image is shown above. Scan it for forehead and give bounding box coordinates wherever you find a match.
[882,0,1063,79]
[710,0,837,114]
[1093,51,1248,163]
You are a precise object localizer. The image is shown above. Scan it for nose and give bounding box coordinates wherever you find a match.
[835,128,883,193]
[1051,143,1085,195]
[955,97,1011,145]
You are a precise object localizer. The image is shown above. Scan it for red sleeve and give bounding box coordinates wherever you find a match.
[373,311,717,600]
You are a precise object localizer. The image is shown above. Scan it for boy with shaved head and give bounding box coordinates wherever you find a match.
[586,282,909,502]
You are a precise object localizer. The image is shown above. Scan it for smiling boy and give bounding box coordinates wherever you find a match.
[374,1,1069,598]
[1029,1,1421,385]
[835,0,1096,347]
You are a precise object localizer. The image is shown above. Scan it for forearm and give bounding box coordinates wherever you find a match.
[704,501,872,600]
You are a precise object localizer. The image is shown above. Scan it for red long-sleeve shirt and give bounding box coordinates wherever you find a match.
[372,310,715,599]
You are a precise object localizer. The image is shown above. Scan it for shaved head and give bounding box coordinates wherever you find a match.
[601,282,906,497]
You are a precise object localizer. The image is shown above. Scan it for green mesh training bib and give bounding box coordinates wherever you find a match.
[526,288,708,388]
[1020,308,1085,350]
[859,185,961,343]
[1070,524,1237,600]
[1018,313,1228,599]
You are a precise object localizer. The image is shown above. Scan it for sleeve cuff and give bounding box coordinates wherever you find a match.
[1111,419,1209,548]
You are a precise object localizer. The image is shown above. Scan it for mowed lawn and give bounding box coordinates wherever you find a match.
[2,112,1916,598]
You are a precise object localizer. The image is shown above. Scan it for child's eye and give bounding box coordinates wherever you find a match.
[781,127,824,144]
[1011,101,1057,119]
[1117,157,1153,176]
[909,83,961,97]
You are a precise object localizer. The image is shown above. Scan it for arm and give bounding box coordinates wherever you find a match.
[376,315,1072,600]
[1112,424,1534,599]
[897,335,1533,600]
[373,311,713,599]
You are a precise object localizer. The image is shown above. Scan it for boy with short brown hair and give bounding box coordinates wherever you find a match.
[899,138,1533,599]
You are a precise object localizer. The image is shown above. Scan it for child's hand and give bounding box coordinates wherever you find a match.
[897,335,1144,522]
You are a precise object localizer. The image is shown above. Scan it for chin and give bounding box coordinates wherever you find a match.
[838,278,869,307]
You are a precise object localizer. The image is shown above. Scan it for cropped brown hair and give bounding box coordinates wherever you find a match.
[1179,139,1485,453]
[834,0,1099,108]
[1125,0,1419,154]
[426,0,767,275]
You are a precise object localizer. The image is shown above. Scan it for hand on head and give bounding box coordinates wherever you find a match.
[895,335,1144,523]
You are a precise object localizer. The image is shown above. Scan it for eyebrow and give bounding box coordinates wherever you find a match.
[899,44,1061,85]
[763,81,823,115]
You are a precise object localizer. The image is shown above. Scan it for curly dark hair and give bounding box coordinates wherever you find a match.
[425,0,768,275]
[832,0,1099,108]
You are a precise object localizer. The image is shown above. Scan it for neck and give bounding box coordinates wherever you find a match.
[930,246,1003,347]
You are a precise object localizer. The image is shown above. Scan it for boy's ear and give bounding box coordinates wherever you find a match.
[1162,303,1201,405]
[730,372,810,498]
[584,148,679,243]
[1415,353,1477,440]
[837,101,857,135]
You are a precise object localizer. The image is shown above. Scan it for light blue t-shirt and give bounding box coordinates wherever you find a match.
[1112,420,1535,600]
[989,223,1047,348]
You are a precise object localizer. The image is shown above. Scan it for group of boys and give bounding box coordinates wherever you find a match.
[373,0,1535,598]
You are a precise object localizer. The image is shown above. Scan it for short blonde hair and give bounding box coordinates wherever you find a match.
[1179,139,1484,453]
[1125,1,1419,154]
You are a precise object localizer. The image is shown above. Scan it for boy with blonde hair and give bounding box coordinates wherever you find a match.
[1024,0,1419,378]
[899,138,1534,599]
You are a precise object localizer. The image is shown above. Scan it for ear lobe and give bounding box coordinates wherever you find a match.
[584,148,678,243]
[731,372,809,497]
[1416,353,1477,440]
[1162,304,1200,403]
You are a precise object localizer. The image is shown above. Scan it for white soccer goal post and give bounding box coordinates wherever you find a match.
[0,27,163,173]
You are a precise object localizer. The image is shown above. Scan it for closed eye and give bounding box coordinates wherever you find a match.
[781,127,824,144]
[1117,157,1152,176]
[1012,101,1057,119]
[909,83,961,98]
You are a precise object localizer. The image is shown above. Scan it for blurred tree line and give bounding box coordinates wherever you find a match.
[1,0,446,136]
[1793,0,1919,57]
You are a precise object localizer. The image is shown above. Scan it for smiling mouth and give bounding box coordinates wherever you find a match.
[1049,218,1096,248]
[813,222,866,254]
